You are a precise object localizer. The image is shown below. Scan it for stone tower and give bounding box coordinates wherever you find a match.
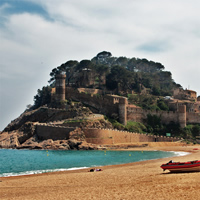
[178,105,186,128]
[55,74,66,101]
[118,97,128,125]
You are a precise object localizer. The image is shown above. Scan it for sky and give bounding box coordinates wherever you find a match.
[0,0,200,131]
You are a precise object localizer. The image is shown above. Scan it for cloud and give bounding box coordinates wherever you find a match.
[0,0,200,130]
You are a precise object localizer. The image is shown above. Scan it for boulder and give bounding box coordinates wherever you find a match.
[68,139,82,149]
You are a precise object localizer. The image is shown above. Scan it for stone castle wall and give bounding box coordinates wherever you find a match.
[35,124,179,145]
[82,128,180,144]
[186,113,200,124]
[36,124,74,140]
[66,87,118,116]
[127,107,180,124]
[53,76,200,127]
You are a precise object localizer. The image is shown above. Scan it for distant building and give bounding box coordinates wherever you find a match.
[173,88,197,101]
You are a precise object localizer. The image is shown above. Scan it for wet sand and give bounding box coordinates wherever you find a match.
[0,145,200,200]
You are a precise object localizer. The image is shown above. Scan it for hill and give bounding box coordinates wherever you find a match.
[1,52,199,149]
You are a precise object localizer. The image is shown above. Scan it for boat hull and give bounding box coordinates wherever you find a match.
[161,160,200,173]
[168,166,200,173]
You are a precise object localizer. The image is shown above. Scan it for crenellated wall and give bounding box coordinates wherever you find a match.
[82,128,180,144]
[35,124,180,145]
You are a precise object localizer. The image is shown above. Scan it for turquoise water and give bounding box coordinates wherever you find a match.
[0,149,187,177]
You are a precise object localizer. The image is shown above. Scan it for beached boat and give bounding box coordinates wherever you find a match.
[161,160,200,172]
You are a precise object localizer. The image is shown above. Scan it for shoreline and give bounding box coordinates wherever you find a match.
[0,146,190,178]
[1,145,200,200]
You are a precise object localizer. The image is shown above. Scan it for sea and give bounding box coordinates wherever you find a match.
[0,149,189,177]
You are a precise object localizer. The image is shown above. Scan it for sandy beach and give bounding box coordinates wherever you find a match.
[0,144,200,200]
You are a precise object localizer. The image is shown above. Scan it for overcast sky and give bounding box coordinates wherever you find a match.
[0,0,200,131]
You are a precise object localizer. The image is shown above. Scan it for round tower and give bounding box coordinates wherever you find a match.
[178,105,186,128]
[55,74,66,101]
[118,97,128,125]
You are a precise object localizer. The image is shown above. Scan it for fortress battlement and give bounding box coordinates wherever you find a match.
[52,76,200,130]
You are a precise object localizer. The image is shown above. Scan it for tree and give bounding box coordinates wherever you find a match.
[96,51,112,59]
[33,86,52,109]
[127,57,137,72]
[59,60,78,85]
[92,51,112,65]
[49,68,59,84]
[76,60,94,71]
[115,57,128,67]
[146,114,162,134]
[192,125,200,138]
[106,65,134,92]
[95,64,109,87]
[157,99,169,111]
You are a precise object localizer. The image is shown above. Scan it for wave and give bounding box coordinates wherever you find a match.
[0,167,89,177]
[170,151,190,157]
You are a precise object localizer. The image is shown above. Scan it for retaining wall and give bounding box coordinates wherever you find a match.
[36,124,74,140]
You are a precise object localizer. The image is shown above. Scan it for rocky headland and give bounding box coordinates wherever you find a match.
[0,104,113,150]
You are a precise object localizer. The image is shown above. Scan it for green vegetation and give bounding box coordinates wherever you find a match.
[125,121,147,133]
[128,94,169,111]
[47,51,180,95]
[108,118,125,130]
[33,51,182,109]
[180,124,200,141]
[33,86,52,109]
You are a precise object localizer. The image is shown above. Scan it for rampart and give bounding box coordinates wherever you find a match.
[36,124,74,140]
[35,124,180,145]
[66,87,119,116]
[186,113,200,124]
[127,107,179,124]
[82,128,180,145]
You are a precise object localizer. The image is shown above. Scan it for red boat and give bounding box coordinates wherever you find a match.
[161,160,200,172]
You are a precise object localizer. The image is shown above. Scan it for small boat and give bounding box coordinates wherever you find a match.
[161,160,200,173]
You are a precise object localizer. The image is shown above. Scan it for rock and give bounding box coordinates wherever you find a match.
[78,141,97,150]
[80,119,113,129]
[40,139,54,149]
[68,139,82,149]
[0,131,19,148]
[69,128,86,141]
[61,143,70,150]
[17,122,36,144]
